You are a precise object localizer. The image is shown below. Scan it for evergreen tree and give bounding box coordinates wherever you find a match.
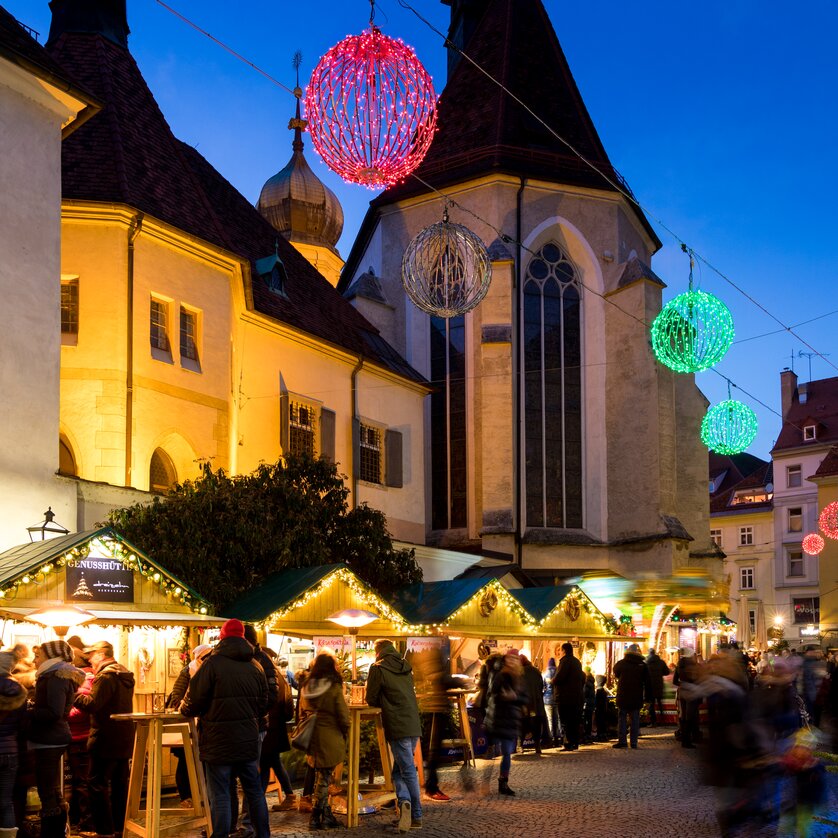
[106,454,421,610]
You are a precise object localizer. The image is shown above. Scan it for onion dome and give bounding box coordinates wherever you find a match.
[257,81,343,254]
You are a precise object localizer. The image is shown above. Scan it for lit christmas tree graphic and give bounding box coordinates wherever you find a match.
[73,573,94,598]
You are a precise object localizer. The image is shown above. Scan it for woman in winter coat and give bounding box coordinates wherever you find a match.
[27,640,85,838]
[0,649,27,836]
[479,650,526,796]
[299,652,349,830]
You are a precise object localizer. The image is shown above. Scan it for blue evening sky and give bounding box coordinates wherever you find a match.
[12,0,838,460]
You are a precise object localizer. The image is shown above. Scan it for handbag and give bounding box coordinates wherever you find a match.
[290,712,317,752]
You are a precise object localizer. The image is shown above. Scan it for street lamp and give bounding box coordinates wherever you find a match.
[26,508,70,542]
[325,608,378,682]
[27,605,96,639]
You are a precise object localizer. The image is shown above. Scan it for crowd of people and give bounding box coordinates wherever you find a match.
[1,625,836,838]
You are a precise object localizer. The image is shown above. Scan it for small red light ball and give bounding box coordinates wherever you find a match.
[802,533,825,555]
[819,501,838,540]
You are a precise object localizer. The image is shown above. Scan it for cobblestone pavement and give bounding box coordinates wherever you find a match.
[175,727,838,838]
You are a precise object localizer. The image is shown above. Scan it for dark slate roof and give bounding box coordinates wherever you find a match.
[710,461,773,514]
[340,0,659,287]
[345,268,388,305]
[487,237,514,262]
[221,563,343,622]
[0,527,207,603]
[812,446,838,479]
[0,6,99,132]
[772,376,838,452]
[45,30,424,385]
[390,578,491,624]
[615,256,665,289]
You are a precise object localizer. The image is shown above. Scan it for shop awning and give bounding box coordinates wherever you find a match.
[514,585,617,639]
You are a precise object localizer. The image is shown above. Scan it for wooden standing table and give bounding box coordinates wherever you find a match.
[112,711,209,838]
[342,705,395,828]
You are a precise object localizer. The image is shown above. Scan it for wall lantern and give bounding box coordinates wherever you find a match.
[26,507,70,542]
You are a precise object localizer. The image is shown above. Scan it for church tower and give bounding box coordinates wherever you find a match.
[341,0,715,582]
[257,57,344,287]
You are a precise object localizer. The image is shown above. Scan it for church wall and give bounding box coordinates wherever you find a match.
[59,209,234,490]
[0,61,79,549]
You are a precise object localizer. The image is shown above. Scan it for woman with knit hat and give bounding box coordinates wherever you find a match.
[27,640,85,838]
[0,649,27,838]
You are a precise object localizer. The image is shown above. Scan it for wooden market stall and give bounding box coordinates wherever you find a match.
[0,527,223,804]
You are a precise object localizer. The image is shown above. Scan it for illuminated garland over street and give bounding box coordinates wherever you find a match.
[305,26,437,188]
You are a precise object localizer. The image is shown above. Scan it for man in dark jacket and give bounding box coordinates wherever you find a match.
[366,639,422,833]
[645,648,670,725]
[612,643,652,749]
[74,640,135,838]
[234,624,279,838]
[552,642,585,750]
[181,619,269,838]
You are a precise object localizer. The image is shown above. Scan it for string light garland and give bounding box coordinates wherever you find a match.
[0,532,210,614]
[802,533,825,556]
[304,14,437,188]
[701,397,758,455]
[401,206,492,317]
[818,502,838,540]
[651,249,734,373]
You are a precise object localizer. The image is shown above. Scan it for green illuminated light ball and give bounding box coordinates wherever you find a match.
[700,400,758,455]
[651,290,734,373]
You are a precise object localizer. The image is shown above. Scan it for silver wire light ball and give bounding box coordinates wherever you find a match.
[401,210,492,318]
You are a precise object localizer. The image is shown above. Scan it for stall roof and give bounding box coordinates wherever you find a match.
[390,579,494,625]
[0,527,210,610]
[512,586,576,621]
[222,564,344,622]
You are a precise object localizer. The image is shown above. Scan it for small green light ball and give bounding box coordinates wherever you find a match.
[651,289,734,373]
[701,399,758,455]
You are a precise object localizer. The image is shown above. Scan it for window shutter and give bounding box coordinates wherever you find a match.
[320,408,336,462]
[385,429,403,488]
[279,392,289,452]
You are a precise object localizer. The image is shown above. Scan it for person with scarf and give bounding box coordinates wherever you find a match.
[27,640,85,838]
[298,652,349,830]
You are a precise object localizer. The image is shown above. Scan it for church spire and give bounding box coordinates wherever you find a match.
[289,51,306,154]
[47,0,129,49]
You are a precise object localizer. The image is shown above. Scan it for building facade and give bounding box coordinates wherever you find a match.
[341,0,716,583]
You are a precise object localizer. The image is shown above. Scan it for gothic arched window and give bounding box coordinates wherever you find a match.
[523,242,582,528]
[149,448,177,494]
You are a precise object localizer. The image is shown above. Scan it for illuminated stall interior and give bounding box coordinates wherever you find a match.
[0,527,220,706]
[222,563,407,680]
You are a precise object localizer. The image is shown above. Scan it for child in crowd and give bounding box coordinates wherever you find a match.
[594,675,611,742]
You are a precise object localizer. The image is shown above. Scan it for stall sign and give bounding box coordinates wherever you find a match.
[406,637,443,653]
[314,636,352,654]
[66,558,134,603]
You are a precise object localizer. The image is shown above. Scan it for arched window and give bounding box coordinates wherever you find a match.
[522,241,582,528]
[58,437,77,477]
[149,448,177,494]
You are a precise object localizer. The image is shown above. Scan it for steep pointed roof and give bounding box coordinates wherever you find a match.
[341,0,658,288]
[45,23,423,384]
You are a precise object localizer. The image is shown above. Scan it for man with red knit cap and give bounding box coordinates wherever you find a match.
[181,618,269,838]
